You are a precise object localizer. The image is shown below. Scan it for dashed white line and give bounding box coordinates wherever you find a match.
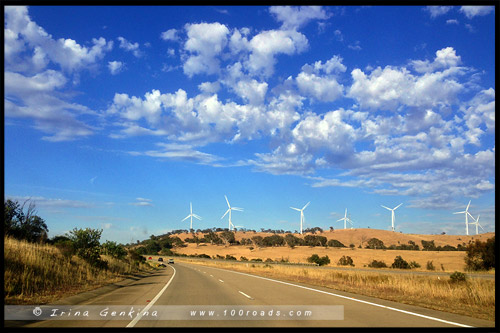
[238,291,254,300]
[200,264,473,328]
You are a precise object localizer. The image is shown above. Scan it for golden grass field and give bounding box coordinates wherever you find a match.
[177,257,495,322]
[4,236,151,305]
[171,229,495,272]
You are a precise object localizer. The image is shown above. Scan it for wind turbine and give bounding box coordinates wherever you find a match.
[181,202,202,230]
[469,214,484,235]
[381,203,402,232]
[221,195,243,231]
[337,208,354,229]
[290,202,310,234]
[453,200,473,236]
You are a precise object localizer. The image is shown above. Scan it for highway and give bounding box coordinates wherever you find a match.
[8,262,494,328]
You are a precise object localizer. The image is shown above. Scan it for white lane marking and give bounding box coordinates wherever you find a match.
[126,265,176,328]
[238,291,254,300]
[199,265,473,328]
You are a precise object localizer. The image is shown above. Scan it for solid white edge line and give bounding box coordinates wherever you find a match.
[199,264,473,328]
[126,265,177,328]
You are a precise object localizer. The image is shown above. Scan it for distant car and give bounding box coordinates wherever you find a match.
[159,263,166,267]
[158,257,163,262]
[168,258,174,264]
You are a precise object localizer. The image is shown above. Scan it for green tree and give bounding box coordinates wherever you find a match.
[4,199,48,243]
[465,237,495,271]
[67,228,107,268]
[101,240,127,259]
[366,238,385,249]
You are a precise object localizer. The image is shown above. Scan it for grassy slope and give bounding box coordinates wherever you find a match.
[4,236,151,305]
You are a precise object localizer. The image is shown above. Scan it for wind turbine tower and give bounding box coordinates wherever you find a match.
[337,208,354,229]
[290,202,310,234]
[469,214,484,235]
[381,203,402,232]
[221,195,243,231]
[453,200,473,236]
[182,202,202,230]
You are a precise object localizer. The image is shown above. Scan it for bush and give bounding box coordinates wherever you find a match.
[67,228,107,268]
[327,239,345,248]
[366,238,385,249]
[426,260,435,271]
[337,255,354,266]
[307,254,330,266]
[391,256,410,269]
[368,259,387,268]
[449,271,467,283]
[409,261,421,269]
[464,237,495,271]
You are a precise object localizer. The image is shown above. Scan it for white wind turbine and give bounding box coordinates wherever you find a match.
[182,202,202,230]
[381,203,402,232]
[221,195,243,231]
[453,200,473,236]
[290,202,310,234]
[469,214,484,235]
[337,208,354,229]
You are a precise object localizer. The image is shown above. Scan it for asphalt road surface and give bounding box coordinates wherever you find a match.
[7,262,494,328]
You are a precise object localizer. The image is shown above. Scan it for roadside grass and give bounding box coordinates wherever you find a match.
[179,258,495,322]
[4,236,151,305]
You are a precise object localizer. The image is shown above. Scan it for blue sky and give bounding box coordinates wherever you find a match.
[4,5,496,244]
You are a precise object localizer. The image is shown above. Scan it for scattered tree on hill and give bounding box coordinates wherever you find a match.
[366,238,386,249]
[327,239,345,248]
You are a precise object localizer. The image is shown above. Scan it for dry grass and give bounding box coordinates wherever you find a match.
[179,258,495,322]
[175,243,473,272]
[4,236,150,305]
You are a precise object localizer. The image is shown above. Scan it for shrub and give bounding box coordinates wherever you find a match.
[449,271,467,283]
[426,260,435,271]
[391,256,410,269]
[337,255,354,266]
[464,237,495,271]
[327,239,346,247]
[409,261,421,269]
[307,254,330,266]
[368,259,387,268]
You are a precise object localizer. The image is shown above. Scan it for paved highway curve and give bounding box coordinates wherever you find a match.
[10,262,494,328]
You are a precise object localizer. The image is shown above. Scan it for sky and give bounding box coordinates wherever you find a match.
[4,5,496,244]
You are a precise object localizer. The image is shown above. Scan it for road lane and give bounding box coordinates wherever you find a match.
[7,261,494,328]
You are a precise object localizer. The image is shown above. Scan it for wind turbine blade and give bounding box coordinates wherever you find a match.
[466,211,476,221]
[221,209,230,219]
[453,211,465,214]
[336,217,345,222]
[232,207,243,211]
[290,207,301,211]
[193,214,202,220]
[181,215,190,221]
[381,205,392,211]
[394,203,403,210]
[225,195,231,208]
[466,200,471,211]
[302,202,310,210]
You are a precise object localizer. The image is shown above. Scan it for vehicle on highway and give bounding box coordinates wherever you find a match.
[158,257,163,262]
[168,258,174,264]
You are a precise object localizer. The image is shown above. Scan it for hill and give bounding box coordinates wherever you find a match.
[171,228,494,248]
